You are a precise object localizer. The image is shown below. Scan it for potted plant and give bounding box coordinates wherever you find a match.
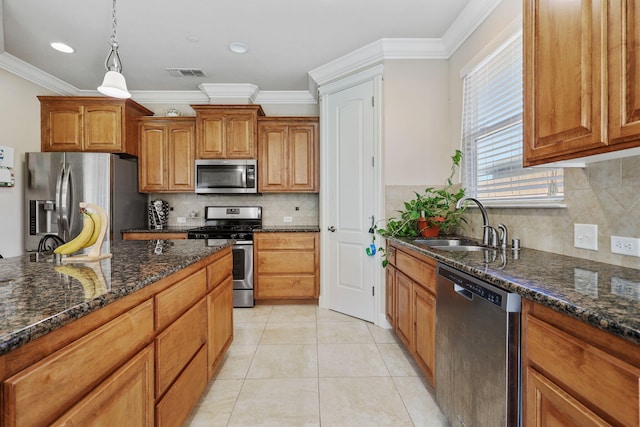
[377,149,467,239]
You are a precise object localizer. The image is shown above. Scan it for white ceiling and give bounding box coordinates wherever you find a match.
[0,0,502,101]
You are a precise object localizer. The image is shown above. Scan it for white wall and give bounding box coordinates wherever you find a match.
[0,69,54,257]
[383,59,451,186]
[448,0,522,153]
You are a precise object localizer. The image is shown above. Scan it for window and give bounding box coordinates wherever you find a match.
[461,31,563,205]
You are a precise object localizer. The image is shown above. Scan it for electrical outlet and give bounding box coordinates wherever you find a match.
[574,224,598,251]
[611,236,640,257]
[176,217,186,224]
[283,216,293,223]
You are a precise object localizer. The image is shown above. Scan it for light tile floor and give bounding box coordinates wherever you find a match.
[185,305,449,427]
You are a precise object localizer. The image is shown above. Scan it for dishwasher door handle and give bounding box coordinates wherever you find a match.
[454,284,473,301]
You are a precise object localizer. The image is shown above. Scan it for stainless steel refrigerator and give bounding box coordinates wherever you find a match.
[24,152,147,252]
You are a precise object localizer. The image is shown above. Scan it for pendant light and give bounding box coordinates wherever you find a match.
[97,0,131,98]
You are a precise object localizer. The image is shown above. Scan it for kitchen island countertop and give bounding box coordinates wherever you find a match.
[389,236,640,345]
[0,239,233,356]
[122,225,321,234]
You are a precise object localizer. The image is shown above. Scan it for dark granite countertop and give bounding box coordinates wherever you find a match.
[123,225,320,234]
[256,226,320,232]
[0,240,233,356]
[389,236,640,345]
[121,226,194,233]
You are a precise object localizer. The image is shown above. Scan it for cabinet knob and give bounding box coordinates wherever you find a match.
[328,226,336,232]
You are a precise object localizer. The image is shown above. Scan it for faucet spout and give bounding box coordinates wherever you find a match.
[456,197,491,246]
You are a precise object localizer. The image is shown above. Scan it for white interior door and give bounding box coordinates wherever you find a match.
[321,73,379,322]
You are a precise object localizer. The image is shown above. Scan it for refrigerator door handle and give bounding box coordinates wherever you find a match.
[58,164,73,241]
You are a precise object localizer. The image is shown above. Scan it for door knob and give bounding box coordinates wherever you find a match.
[328,226,336,232]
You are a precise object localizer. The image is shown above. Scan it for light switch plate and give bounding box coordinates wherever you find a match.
[574,223,598,251]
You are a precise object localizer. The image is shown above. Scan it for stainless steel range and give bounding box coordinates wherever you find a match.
[188,206,262,308]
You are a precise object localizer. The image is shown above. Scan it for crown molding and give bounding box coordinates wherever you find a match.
[0,52,79,95]
[441,0,505,54]
[198,83,260,104]
[308,0,504,89]
[254,91,317,104]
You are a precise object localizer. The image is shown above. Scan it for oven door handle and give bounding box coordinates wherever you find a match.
[233,240,253,246]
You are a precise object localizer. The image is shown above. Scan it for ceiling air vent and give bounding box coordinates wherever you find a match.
[165,68,207,77]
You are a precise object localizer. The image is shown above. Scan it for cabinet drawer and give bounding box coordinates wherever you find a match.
[526,314,640,427]
[255,233,317,250]
[3,300,153,427]
[256,276,317,298]
[155,299,207,397]
[395,249,436,293]
[257,252,315,274]
[155,346,208,427]
[52,345,154,427]
[207,251,233,291]
[155,268,206,331]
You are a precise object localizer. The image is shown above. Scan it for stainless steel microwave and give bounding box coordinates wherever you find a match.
[195,159,257,194]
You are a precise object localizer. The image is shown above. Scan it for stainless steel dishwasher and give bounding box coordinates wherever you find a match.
[435,263,521,427]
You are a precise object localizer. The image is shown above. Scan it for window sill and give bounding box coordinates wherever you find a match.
[467,200,566,209]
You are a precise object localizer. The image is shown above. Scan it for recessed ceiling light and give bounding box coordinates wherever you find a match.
[50,42,75,53]
[229,42,249,54]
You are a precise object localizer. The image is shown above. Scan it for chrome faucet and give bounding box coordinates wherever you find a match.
[497,223,508,249]
[455,197,492,246]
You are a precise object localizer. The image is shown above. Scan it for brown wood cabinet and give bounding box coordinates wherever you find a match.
[385,262,396,326]
[386,242,437,385]
[38,96,152,156]
[3,301,154,426]
[206,252,234,378]
[0,247,233,427]
[123,232,188,240]
[524,0,640,166]
[254,232,319,302]
[52,345,154,427]
[138,117,195,192]
[522,300,640,427]
[192,105,265,159]
[258,117,319,192]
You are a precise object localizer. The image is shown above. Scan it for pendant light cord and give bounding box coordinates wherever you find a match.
[110,0,118,48]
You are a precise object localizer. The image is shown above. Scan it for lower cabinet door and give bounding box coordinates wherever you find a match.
[385,264,397,327]
[208,276,234,378]
[156,346,208,427]
[155,299,207,396]
[525,367,608,427]
[52,345,154,427]
[413,284,436,385]
[395,272,413,351]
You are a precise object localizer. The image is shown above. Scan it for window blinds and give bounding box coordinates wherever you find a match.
[461,32,563,202]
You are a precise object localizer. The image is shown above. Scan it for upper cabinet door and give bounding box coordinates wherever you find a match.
[168,122,195,191]
[523,0,608,166]
[38,97,152,155]
[608,1,640,146]
[41,104,84,152]
[83,105,122,152]
[192,105,264,159]
[289,124,318,191]
[257,118,319,193]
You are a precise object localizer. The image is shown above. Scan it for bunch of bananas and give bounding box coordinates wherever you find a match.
[54,264,107,300]
[54,209,103,255]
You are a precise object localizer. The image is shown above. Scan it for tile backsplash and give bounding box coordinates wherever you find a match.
[149,193,319,227]
[386,156,640,269]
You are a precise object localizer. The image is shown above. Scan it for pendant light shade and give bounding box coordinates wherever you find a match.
[98,70,130,98]
[97,0,131,99]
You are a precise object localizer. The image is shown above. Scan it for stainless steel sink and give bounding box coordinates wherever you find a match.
[429,245,491,252]
[414,238,478,247]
